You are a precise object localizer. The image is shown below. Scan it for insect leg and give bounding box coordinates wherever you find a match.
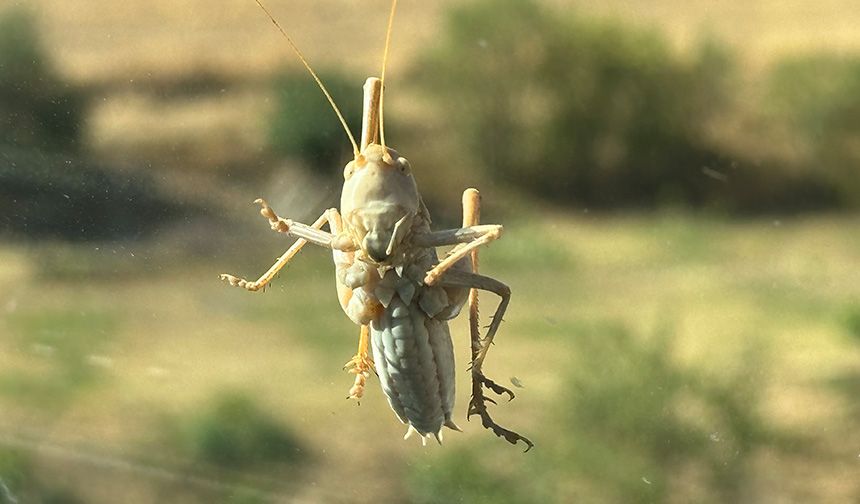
[219,209,330,291]
[326,209,376,400]
[461,189,482,370]
[435,270,510,375]
[253,198,342,248]
[435,268,533,451]
[344,324,374,401]
[414,224,503,285]
[220,201,355,291]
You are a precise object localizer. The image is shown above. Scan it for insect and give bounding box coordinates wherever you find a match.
[221,0,532,451]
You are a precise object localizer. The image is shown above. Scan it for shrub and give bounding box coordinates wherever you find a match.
[268,70,362,174]
[844,304,860,341]
[406,323,809,503]
[414,0,736,209]
[0,148,183,241]
[408,448,536,504]
[0,7,84,152]
[556,324,788,502]
[767,55,860,207]
[180,392,306,469]
[0,8,185,241]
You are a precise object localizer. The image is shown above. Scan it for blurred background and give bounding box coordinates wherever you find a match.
[0,0,859,502]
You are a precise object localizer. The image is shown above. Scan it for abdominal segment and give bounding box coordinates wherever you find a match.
[371,295,456,439]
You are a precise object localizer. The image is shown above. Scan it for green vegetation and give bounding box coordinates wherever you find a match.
[1,0,860,502]
[0,448,82,503]
[408,447,538,504]
[843,304,860,341]
[0,213,857,502]
[831,305,860,420]
[0,309,118,409]
[558,324,790,503]
[0,8,186,241]
[225,488,270,504]
[177,392,306,469]
[767,55,860,207]
[407,323,808,503]
[0,8,83,152]
[269,70,362,174]
[413,0,859,212]
[415,0,734,208]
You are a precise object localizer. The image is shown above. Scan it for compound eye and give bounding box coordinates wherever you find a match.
[344,162,355,180]
[396,157,411,175]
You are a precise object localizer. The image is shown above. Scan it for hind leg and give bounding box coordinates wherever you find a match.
[437,189,533,451]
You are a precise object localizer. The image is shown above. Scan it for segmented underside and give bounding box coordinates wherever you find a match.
[371,294,456,440]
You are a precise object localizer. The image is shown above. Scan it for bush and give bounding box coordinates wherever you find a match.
[843,304,860,342]
[406,323,810,503]
[268,70,362,174]
[180,392,306,469]
[0,147,184,241]
[767,55,860,207]
[408,448,538,504]
[557,324,789,502]
[0,8,186,241]
[414,0,736,209]
[0,7,84,152]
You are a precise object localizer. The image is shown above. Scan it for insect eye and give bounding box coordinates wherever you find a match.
[397,157,411,174]
[344,163,355,180]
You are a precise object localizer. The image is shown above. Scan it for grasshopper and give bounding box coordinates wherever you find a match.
[221,0,532,450]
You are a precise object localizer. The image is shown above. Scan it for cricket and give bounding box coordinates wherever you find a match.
[220,0,532,451]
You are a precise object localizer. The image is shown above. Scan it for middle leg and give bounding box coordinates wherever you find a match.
[344,324,374,401]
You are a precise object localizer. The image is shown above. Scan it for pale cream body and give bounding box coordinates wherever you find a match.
[333,144,469,440]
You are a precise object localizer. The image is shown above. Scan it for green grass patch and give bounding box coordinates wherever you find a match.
[483,221,576,273]
[175,391,307,470]
[408,447,542,504]
[0,308,118,408]
[0,447,82,504]
[843,304,860,341]
[406,322,813,503]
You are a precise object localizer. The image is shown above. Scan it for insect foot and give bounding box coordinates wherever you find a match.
[254,198,291,233]
[219,273,262,292]
[344,352,375,401]
[468,370,534,452]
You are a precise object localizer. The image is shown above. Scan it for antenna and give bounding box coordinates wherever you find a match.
[379,0,398,151]
[254,0,360,157]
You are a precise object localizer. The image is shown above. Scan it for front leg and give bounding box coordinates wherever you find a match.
[255,198,345,249]
[220,199,355,291]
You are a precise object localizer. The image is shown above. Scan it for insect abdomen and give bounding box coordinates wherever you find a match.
[371,296,456,440]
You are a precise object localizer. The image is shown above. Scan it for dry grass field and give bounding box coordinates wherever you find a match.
[19,0,860,84]
[9,0,860,173]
